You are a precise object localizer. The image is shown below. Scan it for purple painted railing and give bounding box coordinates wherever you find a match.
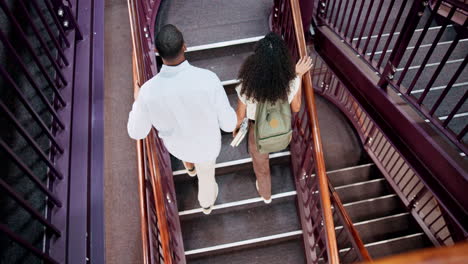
[307,0,468,244]
[128,0,186,263]
[315,0,468,155]
[0,0,104,263]
[309,46,468,245]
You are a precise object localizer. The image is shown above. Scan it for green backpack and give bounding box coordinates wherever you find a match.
[254,100,292,154]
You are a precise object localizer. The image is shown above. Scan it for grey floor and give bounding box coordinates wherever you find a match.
[104,0,143,263]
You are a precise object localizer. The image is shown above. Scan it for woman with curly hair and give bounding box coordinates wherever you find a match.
[234,32,313,204]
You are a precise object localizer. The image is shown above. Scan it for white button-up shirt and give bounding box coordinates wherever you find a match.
[127,61,237,163]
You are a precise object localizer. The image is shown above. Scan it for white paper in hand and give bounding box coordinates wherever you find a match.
[230,118,249,147]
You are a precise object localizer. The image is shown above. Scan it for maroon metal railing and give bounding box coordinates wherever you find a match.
[272,0,371,263]
[0,0,86,263]
[128,0,186,263]
[309,47,468,246]
[316,0,468,155]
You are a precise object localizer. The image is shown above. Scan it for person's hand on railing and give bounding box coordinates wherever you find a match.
[295,56,313,76]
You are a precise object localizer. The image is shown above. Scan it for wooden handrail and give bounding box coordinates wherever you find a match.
[128,0,173,263]
[134,53,150,264]
[329,184,373,262]
[359,242,468,264]
[289,0,339,263]
[146,133,173,264]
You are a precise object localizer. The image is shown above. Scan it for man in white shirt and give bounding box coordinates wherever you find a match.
[127,24,237,214]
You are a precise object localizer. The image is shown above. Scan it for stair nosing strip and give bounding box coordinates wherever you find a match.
[172,151,291,176]
[335,212,411,230]
[342,194,397,207]
[353,24,453,41]
[184,230,303,256]
[334,178,386,189]
[338,233,425,253]
[156,36,264,56]
[221,79,240,86]
[397,58,464,72]
[179,190,297,216]
[370,38,468,56]
[304,163,376,180]
[324,163,375,175]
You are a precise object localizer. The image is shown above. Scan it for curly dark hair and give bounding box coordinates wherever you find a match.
[238,32,295,103]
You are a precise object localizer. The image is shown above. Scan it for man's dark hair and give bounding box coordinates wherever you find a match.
[155,24,184,60]
[238,32,295,103]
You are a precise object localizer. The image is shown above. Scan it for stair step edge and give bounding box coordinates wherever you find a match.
[342,194,397,207]
[172,151,291,176]
[179,190,297,216]
[334,178,386,189]
[185,230,303,257]
[339,233,426,253]
[335,212,411,230]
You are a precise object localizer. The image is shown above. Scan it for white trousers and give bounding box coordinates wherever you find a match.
[195,160,218,208]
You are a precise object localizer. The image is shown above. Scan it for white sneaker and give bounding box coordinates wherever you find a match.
[202,205,213,215]
[183,162,197,177]
[202,184,219,215]
[255,180,272,204]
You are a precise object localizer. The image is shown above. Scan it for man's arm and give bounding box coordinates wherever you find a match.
[127,93,152,140]
[214,79,237,132]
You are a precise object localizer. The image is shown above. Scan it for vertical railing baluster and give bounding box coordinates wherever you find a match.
[0,26,66,107]
[29,0,69,65]
[331,0,343,28]
[44,0,71,47]
[0,138,62,206]
[405,8,456,94]
[355,0,375,48]
[0,101,64,179]
[377,0,422,87]
[336,0,356,34]
[0,177,61,236]
[0,30,66,126]
[2,0,68,85]
[457,124,468,141]
[342,0,357,37]
[0,66,64,154]
[362,0,384,54]
[349,0,367,44]
[427,54,468,115]
[369,0,396,62]
[0,224,60,264]
[396,0,443,87]
[444,88,468,128]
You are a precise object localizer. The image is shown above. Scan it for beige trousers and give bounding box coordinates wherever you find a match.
[194,160,218,208]
[248,123,272,200]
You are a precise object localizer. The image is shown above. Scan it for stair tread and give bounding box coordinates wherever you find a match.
[341,194,405,223]
[327,164,380,187]
[160,0,271,47]
[336,213,421,248]
[181,198,301,251]
[186,42,253,82]
[335,178,391,204]
[188,238,306,264]
[175,164,295,212]
[365,233,432,259]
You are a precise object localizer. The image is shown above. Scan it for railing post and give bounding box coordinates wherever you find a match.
[378,0,427,89]
[299,0,315,34]
[315,0,328,26]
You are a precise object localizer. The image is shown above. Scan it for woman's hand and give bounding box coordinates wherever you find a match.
[295,56,313,76]
[233,127,240,138]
